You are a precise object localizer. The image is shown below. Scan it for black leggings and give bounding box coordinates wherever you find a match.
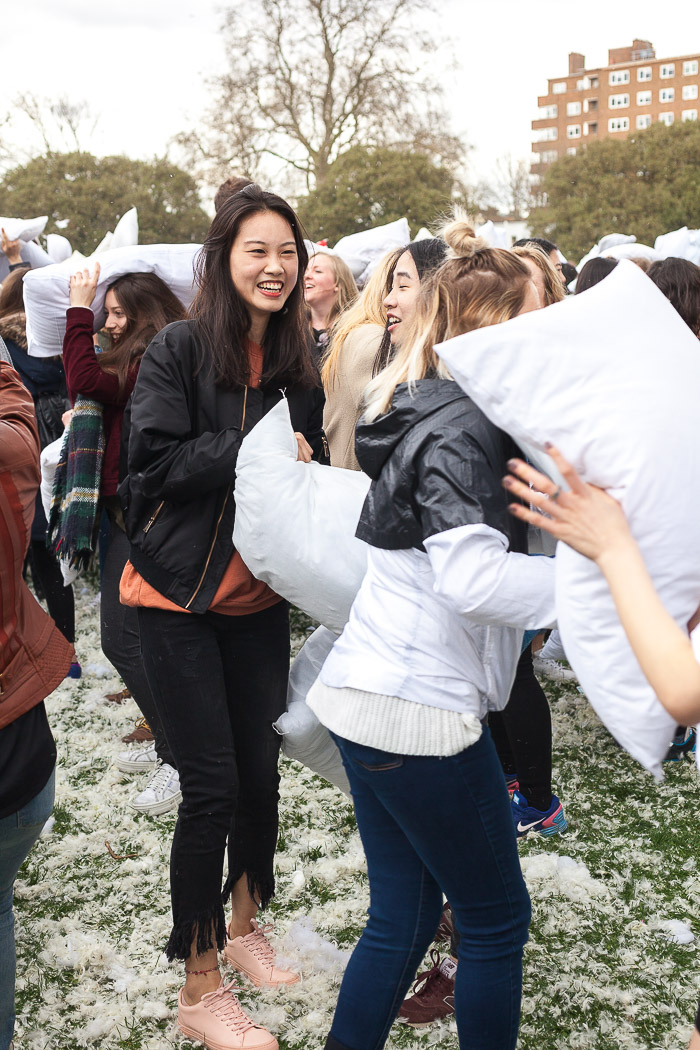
[100,516,174,766]
[27,541,75,644]
[489,646,553,812]
[137,601,290,960]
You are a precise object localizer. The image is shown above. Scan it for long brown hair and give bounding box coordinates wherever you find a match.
[0,267,30,320]
[190,184,318,390]
[98,273,186,394]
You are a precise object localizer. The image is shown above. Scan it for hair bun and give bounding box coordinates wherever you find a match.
[440,214,488,259]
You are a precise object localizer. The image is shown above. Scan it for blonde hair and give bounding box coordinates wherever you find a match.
[363,217,533,421]
[320,248,397,390]
[512,245,565,306]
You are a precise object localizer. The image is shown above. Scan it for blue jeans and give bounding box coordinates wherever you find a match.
[326,729,530,1050]
[0,769,55,1050]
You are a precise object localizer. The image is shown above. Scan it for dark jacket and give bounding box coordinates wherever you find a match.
[354,378,526,553]
[121,319,325,613]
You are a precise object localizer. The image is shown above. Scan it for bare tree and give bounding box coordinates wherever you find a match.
[175,0,464,191]
[2,94,98,166]
[480,154,532,219]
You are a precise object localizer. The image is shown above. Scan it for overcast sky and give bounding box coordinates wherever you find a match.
[4,0,696,204]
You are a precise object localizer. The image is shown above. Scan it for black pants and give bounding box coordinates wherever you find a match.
[489,646,553,812]
[100,517,174,766]
[137,600,290,961]
[27,541,75,644]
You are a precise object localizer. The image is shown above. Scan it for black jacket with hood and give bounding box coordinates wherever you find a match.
[354,378,526,554]
[121,319,325,614]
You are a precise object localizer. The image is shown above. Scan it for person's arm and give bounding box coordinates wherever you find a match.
[61,264,127,405]
[504,447,700,724]
[128,327,246,502]
[0,362,40,473]
[417,427,556,629]
[1,227,23,267]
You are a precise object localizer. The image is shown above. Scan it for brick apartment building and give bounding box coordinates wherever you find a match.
[531,40,700,183]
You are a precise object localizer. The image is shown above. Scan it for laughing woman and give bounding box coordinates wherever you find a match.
[120,186,324,1050]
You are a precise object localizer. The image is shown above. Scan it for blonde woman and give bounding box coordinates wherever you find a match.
[307,221,554,1050]
[304,250,357,354]
[512,244,566,307]
[321,239,446,469]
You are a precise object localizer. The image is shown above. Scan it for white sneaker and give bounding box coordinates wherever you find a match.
[131,763,181,816]
[117,740,158,774]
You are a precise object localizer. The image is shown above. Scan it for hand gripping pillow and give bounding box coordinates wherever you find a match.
[233,398,370,633]
[435,261,700,777]
[273,626,350,795]
[23,243,201,358]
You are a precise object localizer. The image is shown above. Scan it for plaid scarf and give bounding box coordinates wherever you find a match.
[49,396,105,570]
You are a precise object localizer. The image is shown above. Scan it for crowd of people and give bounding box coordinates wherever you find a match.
[1,177,700,1050]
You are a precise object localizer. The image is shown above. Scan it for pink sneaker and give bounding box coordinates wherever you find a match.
[177,979,278,1050]
[224,919,300,988]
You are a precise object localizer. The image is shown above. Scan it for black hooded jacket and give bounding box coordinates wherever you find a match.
[354,378,526,554]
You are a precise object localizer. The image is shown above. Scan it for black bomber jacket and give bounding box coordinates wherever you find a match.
[354,378,527,554]
[119,320,325,613]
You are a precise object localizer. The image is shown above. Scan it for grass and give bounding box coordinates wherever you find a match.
[11,586,700,1048]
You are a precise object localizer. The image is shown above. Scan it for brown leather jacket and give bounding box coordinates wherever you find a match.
[0,362,73,728]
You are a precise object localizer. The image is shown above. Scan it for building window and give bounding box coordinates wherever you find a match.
[636,90,652,106]
[659,112,675,126]
[682,84,699,100]
[534,126,558,142]
[567,124,581,138]
[552,82,567,94]
[538,104,558,119]
[609,93,630,108]
[608,117,629,132]
[590,76,599,88]
[659,87,675,103]
[576,78,589,90]
[636,114,652,129]
[682,109,698,122]
[609,70,630,85]
[566,101,582,116]
[567,147,577,156]
[683,60,699,76]
[660,64,675,78]
[637,66,652,81]
[541,150,559,164]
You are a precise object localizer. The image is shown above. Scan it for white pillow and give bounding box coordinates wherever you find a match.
[233,398,370,632]
[23,243,201,358]
[0,214,48,242]
[435,261,700,777]
[655,227,700,266]
[273,626,350,794]
[333,217,410,284]
[111,207,139,248]
[46,234,72,264]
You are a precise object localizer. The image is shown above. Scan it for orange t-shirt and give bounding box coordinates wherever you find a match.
[119,341,281,617]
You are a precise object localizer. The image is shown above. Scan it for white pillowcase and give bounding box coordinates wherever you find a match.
[333,217,410,284]
[0,214,48,242]
[23,242,201,358]
[436,261,700,777]
[233,398,370,633]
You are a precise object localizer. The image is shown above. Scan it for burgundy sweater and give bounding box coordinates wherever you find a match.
[62,307,137,497]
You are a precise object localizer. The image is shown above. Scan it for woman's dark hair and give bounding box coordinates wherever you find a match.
[98,272,186,393]
[190,184,318,389]
[513,236,559,256]
[0,266,30,319]
[373,238,448,375]
[575,256,618,293]
[647,258,700,337]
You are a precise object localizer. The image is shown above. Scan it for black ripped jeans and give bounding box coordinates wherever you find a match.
[137,600,290,960]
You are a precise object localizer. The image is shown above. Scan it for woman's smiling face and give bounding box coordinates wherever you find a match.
[229,210,299,333]
[383,250,420,346]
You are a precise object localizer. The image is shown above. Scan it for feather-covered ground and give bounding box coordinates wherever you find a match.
[13,582,700,1049]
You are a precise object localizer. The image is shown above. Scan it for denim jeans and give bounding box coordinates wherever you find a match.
[0,769,55,1050]
[325,728,530,1050]
[137,601,290,960]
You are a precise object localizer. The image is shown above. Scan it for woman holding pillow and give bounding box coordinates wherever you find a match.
[307,219,555,1050]
[120,186,325,1050]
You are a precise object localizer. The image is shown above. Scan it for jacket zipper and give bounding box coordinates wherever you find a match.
[241,385,248,430]
[185,488,231,610]
[143,501,165,534]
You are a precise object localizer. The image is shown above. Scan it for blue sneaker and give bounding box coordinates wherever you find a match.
[512,791,567,839]
[66,661,82,680]
[664,726,696,762]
